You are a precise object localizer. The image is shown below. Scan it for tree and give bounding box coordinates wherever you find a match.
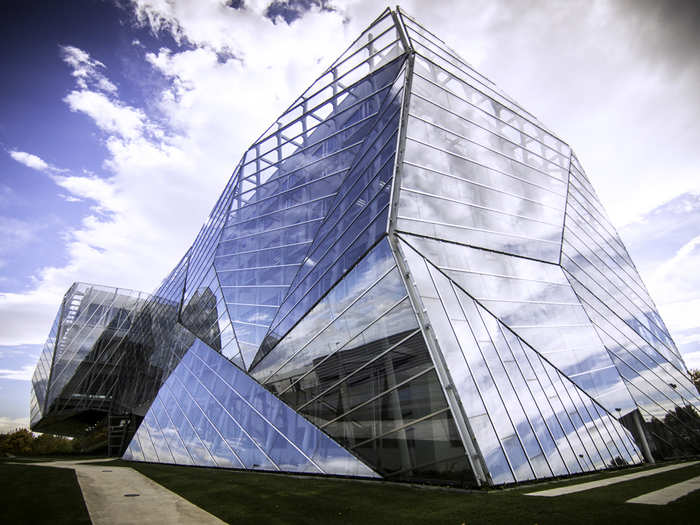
[0,429,75,456]
[32,433,73,455]
[690,369,700,395]
[0,429,33,456]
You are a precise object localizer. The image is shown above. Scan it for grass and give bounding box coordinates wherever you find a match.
[0,455,104,463]
[92,459,700,524]
[3,456,698,524]
[0,461,90,524]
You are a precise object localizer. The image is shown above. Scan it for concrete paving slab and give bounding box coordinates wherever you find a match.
[21,460,227,525]
[524,461,700,497]
[626,475,700,505]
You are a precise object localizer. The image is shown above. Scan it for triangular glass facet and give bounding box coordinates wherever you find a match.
[250,238,477,484]
[124,337,378,477]
[396,237,642,483]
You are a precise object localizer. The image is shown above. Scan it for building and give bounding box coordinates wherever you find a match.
[30,7,700,487]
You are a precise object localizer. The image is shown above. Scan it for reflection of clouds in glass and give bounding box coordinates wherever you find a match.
[402,239,640,482]
[133,342,380,477]
[211,55,406,359]
[561,162,700,422]
[401,233,632,412]
[399,61,575,264]
[252,240,400,382]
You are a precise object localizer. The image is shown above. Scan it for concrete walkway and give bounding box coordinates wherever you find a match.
[19,459,227,525]
[525,461,700,497]
[626,475,700,505]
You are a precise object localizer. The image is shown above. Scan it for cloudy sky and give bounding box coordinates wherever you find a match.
[1,0,699,432]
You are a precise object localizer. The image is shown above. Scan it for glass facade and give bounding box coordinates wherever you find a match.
[124,338,377,477]
[31,7,700,487]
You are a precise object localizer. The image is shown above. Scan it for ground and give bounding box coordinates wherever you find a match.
[1,457,699,524]
[0,459,91,524]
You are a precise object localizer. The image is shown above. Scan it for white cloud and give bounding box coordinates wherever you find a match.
[58,194,83,203]
[0,416,29,433]
[651,235,700,305]
[8,150,69,178]
[64,90,146,140]
[641,235,700,349]
[0,345,42,359]
[61,44,117,93]
[9,150,51,172]
[0,217,39,255]
[0,365,34,381]
[2,0,698,367]
[52,173,117,209]
[677,332,700,347]
[682,351,700,371]
[8,148,119,214]
[0,4,357,346]
[0,287,65,345]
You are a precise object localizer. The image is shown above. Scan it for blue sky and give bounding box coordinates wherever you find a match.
[1,0,699,432]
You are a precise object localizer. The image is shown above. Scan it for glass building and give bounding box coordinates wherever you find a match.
[30,7,700,487]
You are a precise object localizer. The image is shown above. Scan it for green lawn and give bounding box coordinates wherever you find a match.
[0,455,103,463]
[98,459,700,524]
[0,461,90,524]
[3,457,698,524]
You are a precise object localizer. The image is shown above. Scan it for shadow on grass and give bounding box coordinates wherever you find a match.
[0,462,90,524]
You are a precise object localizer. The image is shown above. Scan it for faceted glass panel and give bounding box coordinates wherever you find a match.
[217,57,407,367]
[397,233,635,415]
[30,305,63,424]
[250,238,475,484]
[560,154,700,454]
[124,338,378,477]
[396,52,568,263]
[263,66,407,347]
[251,239,399,377]
[398,238,641,483]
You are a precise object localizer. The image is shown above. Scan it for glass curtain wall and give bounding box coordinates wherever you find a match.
[396,237,641,484]
[215,10,409,368]
[251,239,476,484]
[39,285,148,417]
[125,338,378,477]
[253,62,408,367]
[31,7,700,485]
[30,306,63,426]
[561,155,700,455]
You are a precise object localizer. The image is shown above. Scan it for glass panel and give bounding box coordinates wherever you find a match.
[123,429,145,462]
[214,57,407,367]
[395,53,568,263]
[126,338,379,477]
[560,154,700,457]
[399,233,635,415]
[151,396,193,465]
[353,409,471,483]
[263,72,406,348]
[268,301,419,401]
[137,423,159,463]
[398,237,641,483]
[251,238,398,376]
[140,411,173,463]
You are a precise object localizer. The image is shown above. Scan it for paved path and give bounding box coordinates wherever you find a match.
[525,461,700,497]
[20,459,227,525]
[626,475,700,505]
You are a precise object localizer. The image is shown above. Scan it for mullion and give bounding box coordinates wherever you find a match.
[411,70,567,162]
